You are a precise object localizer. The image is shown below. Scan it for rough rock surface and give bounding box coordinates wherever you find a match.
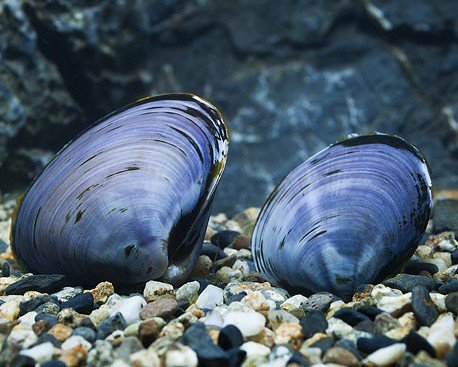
[1,0,457,212]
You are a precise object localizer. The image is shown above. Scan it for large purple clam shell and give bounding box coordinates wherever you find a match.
[252,134,432,299]
[12,94,228,286]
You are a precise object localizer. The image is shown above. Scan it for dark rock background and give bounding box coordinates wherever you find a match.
[1,0,457,214]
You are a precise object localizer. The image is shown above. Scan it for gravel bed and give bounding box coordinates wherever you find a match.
[0,201,457,367]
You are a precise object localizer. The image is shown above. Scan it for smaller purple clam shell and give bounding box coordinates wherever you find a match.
[251,134,432,298]
[12,94,228,286]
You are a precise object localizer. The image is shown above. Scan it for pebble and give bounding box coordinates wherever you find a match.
[374,312,401,334]
[47,323,73,342]
[281,295,308,312]
[129,348,160,367]
[211,230,241,248]
[299,310,328,339]
[268,310,299,330]
[322,346,360,367]
[357,335,397,354]
[0,298,20,321]
[446,343,458,367]
[19,294,53,315]
[143,280,174,302]
[111,295,146,325]
[302,293,335,312]
[241,341,271,357]
[19,342,54,364]
[445,292,458,314]
[139,298,178,320]
[52,287,83,303]
[36,302,60,315]
[426,312,456,358]
[309,336,335,353]
[138,318,165,347]
[356,305,383,320]
[383,274,437,293]
[97,313,127,340]
[377,293,412,317]
[438,278,458,294]
[6,274,69,295]
[402,330,436,357]
[404,261,439,275]
[41,361,66,367]
[176,281,200,304]
[61,335,92,351]
[61,292,94,314]
[90,282,114,304]
[274,322,303,348]
[164,344,199,367]
[2,262,10,277]
[452,249,458,264]
[411,285,438,326]
[115,336,143,361]
[223,310,266,337]
[201,242,227,260]
[363,343,406,366]
[71,326,97,343]
[218,324,244,350]
[196,285,224,310]
[333,308,370,327]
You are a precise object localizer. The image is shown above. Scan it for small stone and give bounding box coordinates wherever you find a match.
[192,255,213,278]
[363,343,406,366]
[333,308,371,327]
[374,312,401,334]
[0,298,20,321]
[6,275,68,295]
[402,330,436,357]
[452,249,458,265]
[383,274,437,293]
[143,281,174,302]
[433,251,452,267]
[33,318,56,336]
[90,282,114,304]
[299,310,328,339]
[36,302,60,316]
[445,292,458,314]
[404,261,439,276]
[115,336,143,361]
[274,322,303,349]
[19,342,54,364]
[416,245,432,259]
[201,242,227,260]
[138,318,165,346]
[129,348,160,367]
[47,323,73,342]
[302,293,335,312]
[62,335,92,351]
[218,324,244,350]
[196,285,224,310]
[52,287,83,303]
[411,285,438,326]
[426,312,456,358]
[241,341,271,357]
[61,292,94,314]
[232,235,251,250]
[377,293,412,317]
[323,346,360,367]
[309,336,335,353]
[71,326,96,343]
[203,310,223,327]
[180,322,229,365]
[111,296,146,325]
[267,310,299,330]
[164,344,198,367]
[356,305,384,320]
[281,295,308,312]
[176,281,200,304]
[19,294,53,316]
[357,335,397,354]
[159,321,185,340]
[97,313,127,340]
[139,298,178,320]
[438,278,458,294]
[211,230,241,248]
[223,310,266,337]
[41,361,66,367]
[446,343,458,367]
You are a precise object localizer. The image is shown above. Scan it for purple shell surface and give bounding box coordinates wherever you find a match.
[252,134,432,299]
[12,94,228,286]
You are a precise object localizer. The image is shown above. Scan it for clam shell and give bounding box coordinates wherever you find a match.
[12,94,228,286]
[251,134,432,298]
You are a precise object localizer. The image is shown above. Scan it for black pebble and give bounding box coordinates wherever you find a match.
[80,317,97,330]
[446,342,458,367]
[404,261,439,276]
[61,292,94,314]
[35,313,58,325]
[383,274,437,293]
[202,242,227,260]
[302,293,337,312]
[226,292,247,304]
[451,249,458,265]
[218,325,244,350]
[333,308,370,327]
[35,302,60,315]
[5,274,69,295]
[178,299,190,313]
[211,230,241,248]
[2,262,10,277]
[10,355,35,367]
[287,351,311,366]
[438,279,458,294]
[35,333,62,348]
[356,305,383,321]
[72,326,97,343]
[335,339,363,361]
[411,285,438,326]
[357,335,397,354]
[41,361,67,367]
[354,319,375,334]
[227,348,246,367]
[402,330,436,357]
[309,337,335,353]
[445,292,458,315]
[196,279,210,295]
[299,310,328,339]
[97,312,127,340]
[19,294,53,316]
[180,322,229,367]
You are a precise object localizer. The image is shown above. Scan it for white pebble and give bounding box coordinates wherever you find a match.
[363,343,406,366]
[52,287,83,302]
[241,341,271,357]
[19,342,54,364]
[0,299,20,321]
[18,311,38,328]
[203,310,224,328]
[427,312,456,358]
[143,280,174,302]
[111,295,146,325]
[165,345,198,367]
[377,293,412,316]
[61,335,92,351]
[8,325,38,348]
[130,348,160,367]
[196,285,224,310]
[280,294,308,311]
[224,310,265,337]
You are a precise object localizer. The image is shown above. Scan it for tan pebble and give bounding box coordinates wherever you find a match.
[363,343,406,366]
[143,281,174,302]
[159,321,184,340]
[425,258,448,272]
[302,332,328,348]
[57,308,86,328]
[241,292,270,314]
[212,213,228,223]
[323,346,361,367]
[427,312,456,358]
[374,312,401,334]
[48,323,73,342]
[138,318,165,347]
[106,330,124,346]
[377,293,412,317]
[416,245,432,259]
[23,291,43,301]
[385,326,411,340]
[232,235,251,250]
[225,220,242,232]
[90,282,114,304]
[0,299,20,321]
[59,344,88,367]
[430,292,447,313]
[433,252,452,267]
[398,312,417,329]
[191,255,213,278]
[299,346,322,365]
[0,277,20,296]
[185,304,205,319]
[413,350,448,366]
[248,327,275,348]
[274,322,303,349]
[130,348,160,367]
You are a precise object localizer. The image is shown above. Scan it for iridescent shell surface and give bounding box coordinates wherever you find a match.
[12,94,228,286]
[252,134,432,298]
